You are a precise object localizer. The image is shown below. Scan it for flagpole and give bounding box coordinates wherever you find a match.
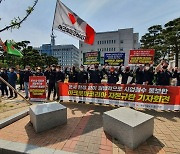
[0,76,31,105]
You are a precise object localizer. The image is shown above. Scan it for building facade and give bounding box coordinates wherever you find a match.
[52,45,79,68]
[79,28,140,66]
[36,44,79,68]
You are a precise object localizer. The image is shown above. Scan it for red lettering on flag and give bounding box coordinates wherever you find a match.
[68,13,76,24]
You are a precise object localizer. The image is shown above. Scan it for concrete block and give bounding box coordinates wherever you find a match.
[103,107,154,149]
[29,102,67,133]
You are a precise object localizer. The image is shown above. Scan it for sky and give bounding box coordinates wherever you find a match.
[0,0,180,48]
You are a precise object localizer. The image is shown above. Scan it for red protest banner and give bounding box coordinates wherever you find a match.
[129,49,155,64]
[29,76,46,101]
[59,83,180,110]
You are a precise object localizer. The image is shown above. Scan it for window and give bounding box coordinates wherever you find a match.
[81,58,82,61]
[114,40,116,44]
[80,44,83,47]
[97,41,99,44]
[120,40,124,43]
[120,48,123,51]
[114,48,116,51]
[100,41,101,44]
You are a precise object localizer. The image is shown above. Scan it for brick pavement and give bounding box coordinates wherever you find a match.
[0,102,179,154]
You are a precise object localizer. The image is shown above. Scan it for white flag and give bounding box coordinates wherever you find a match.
[53,0,95,45]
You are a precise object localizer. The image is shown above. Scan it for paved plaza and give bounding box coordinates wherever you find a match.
[0,102,179,154]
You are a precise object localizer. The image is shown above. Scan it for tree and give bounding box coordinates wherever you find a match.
[162,18,180,67]
[141,18,180,66]
[0,0,38,32]
[141,25,166,65]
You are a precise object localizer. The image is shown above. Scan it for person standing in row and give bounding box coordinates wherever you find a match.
[47,64,56,100]
[87,64,103,83]
[8,67,17,98]
[102,65,120,84]
[156,60,172,86]
[24,66,33,99]
[0,68,8,97]
[65,66,78,83]
[77,65,88,83]
[55,65,65,100]
[35,67,44,76]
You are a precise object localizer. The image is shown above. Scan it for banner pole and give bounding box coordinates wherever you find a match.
[0,76,31,105]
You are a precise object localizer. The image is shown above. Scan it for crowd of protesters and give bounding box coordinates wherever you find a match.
[0,60,179,100]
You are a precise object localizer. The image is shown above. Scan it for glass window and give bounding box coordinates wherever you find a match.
[120,40,124,43]
[120,48,123,51]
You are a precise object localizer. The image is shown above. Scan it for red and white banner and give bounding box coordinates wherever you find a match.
[129,49,155,64]
[53,0,95,45]
[29,76,46,101]
[59,83,180,111]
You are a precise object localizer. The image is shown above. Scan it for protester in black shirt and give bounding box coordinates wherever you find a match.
[143,64,154,85]
[155,60,172,86]
[65,66,78,83]
[102,65,120,84]
[35,67,44,76]
[0,68,8,97]
[136,65,144,84]
[119,66,133,84]
[87,64,103,83]
[77,65,88,83]
[47,64,57,100]
[55,65,65,100]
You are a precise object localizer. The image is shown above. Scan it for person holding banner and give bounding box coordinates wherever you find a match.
[102,65,120,84]
[87,64,103,84]
[35,67,44,76]
[65,66,78,83]
[47,64,57,101]
[55,65,65,100]
[156,60,172,86]
[143,64,154,85]
[77,65,88,83]
[135,65,144,84]
[119,65,133,84]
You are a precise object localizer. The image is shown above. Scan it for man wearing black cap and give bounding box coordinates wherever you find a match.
[7,67,17,98]
[47,64,57,100]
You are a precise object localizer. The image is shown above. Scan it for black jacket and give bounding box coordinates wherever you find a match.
[172,71,180,86]
[65,68,78,83]
[156,70,172,86]
[136,68,144,84]
[56,71,65,82]
[35,72,44,76]
[24,71,33,82]
[49,70,56,83]
[88,69,103,84]
[0,72,8,84]
[102,68,119,84]
[77,71,88,83]
[143,70,154,85]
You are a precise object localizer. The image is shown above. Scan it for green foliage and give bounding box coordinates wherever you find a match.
[141,17,180,66]
[0,40,58,69]
[0,0,38,32]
